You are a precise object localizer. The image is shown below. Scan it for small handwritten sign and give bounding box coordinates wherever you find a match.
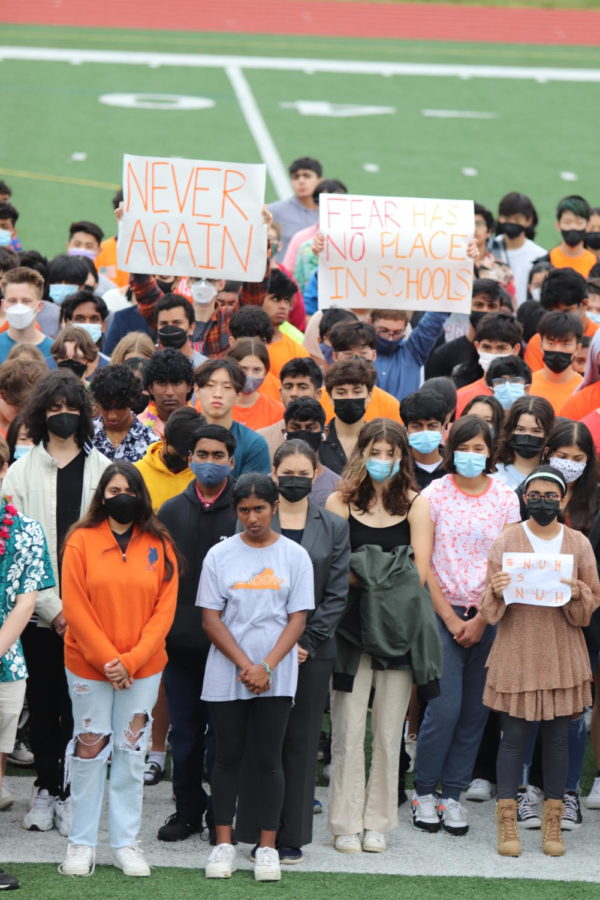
[501,552,574,608]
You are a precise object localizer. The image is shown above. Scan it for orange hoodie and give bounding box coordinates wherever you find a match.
[62,520,177,681]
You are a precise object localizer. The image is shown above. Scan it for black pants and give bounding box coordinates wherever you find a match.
[209,697,291,831]
[497,713,570,801]
[237,657,333,847]
[163,659,210,825]
[21,624,73,797]
[471,710,500,783]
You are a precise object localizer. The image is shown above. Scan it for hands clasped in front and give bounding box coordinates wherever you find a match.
[104,658,134,690]
[238,663,271,696]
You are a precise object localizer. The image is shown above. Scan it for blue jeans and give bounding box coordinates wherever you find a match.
[65,669,161,848]
[414,611,495,801]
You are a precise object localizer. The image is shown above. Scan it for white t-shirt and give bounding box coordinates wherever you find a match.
[493,462,526,491]
[197,533,315,702]
[491,238,547,306]
[522,521,564,555]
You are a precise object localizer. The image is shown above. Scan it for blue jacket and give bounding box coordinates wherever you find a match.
[374,312,448,401]
[229,420,270,478]
[103,305,154,356]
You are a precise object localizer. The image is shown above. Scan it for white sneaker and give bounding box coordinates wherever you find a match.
[113,845,151,876]
[362,829,386,852]
[333,833,362,852]
[254,846,281,881]
[411,792,441,833]
[54,796,72,837]
[23,786,54,831]
[465,778,495,802]
[0,783,14,811]
[205,843,237,879]
[584,776,600,809]
[59,843,95,876]
[7,740,34,767]
[439,798,469,835]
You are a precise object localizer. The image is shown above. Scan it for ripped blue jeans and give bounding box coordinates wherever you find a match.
[65,669,161,848]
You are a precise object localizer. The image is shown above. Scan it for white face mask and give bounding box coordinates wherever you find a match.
[477,350,510,374]
[530,287,541,301]
[6,303,36,331]
[548,456,587,484]
[74,322,102,344]
[191,279,217,306]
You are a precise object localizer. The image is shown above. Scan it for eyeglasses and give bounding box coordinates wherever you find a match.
[490,377,527,388]
[375,327,406,340]
[524,491,561,502]
[336,349,373,361]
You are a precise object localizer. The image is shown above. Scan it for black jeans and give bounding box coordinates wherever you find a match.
[163,660,210,825]
[497,713,570,801]
[209,697,291,831]
[21,624,73,797]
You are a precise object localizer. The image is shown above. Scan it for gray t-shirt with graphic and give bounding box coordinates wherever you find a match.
[197,533,315,702]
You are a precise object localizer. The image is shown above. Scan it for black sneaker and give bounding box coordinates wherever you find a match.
[561,791,583,831]
[157,812,202,842]
[0,869,19,890]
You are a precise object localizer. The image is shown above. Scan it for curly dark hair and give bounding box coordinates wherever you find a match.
[68,462,179,581]
[22,370,93,448]
[142,349,194,393]
[91,364,145,412]
[229,306,274,343]
[337,418,416,516]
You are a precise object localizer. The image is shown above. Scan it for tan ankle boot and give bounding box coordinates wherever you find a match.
[496,799,521,857]
[541,799,564,856]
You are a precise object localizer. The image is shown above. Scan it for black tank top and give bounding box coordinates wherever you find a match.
[348,512,411,553]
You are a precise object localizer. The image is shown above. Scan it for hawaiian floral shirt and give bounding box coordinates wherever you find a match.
[0,501,55,682]
[93,416,159,462]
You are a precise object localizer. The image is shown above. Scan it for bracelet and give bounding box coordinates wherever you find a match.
[260,660,272,677]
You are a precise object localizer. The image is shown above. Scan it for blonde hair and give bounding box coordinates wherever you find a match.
[110,331,155,364]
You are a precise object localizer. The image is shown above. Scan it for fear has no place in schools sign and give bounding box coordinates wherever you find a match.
[318,194,474,313]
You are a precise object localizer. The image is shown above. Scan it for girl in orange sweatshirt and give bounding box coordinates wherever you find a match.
[59,461,178,878]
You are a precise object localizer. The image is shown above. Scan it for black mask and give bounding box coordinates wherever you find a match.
[163,449,188,473]
[469,310,488,329]
[277,475,313,503]
[585,232,600,251]
[46,412,80,439]
[105,493,143,525]
[543,350,572,374]
[284,429,323,453]
[561,228,586,248]
[333,398,366,425]
[157,278,174,294]
[509,434,544,459]
[497,222,525,239]
[157,326,188,350]
[525,497,561,527]
[58,358,87,379]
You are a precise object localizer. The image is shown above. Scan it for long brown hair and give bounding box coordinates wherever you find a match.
[337,418,416,515]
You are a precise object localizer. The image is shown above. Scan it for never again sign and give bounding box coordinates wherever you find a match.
[318,194,474,312]
[117,154,267,281]
[501,552,574,608]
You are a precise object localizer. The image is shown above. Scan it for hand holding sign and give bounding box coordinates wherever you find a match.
[117,154,267,281]
[501,553,575,608]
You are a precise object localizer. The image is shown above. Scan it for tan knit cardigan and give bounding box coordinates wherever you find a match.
[479,523,600,720]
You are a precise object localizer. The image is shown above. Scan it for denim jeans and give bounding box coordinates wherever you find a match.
[65,669,161,848]
[414,610,495,801]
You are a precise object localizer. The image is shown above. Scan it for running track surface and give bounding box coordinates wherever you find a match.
[2,1,600,47]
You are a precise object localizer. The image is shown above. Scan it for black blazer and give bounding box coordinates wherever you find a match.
[272,502,350,660]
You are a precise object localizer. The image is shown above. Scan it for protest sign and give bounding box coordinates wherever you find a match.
[501,552,574,608]
[318,194,473,311]
[117,154,267,281]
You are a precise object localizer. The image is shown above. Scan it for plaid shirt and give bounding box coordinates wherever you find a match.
[130,252,271,358]
[93,415,159,462]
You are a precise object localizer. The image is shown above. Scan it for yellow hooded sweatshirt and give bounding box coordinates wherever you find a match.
[134,441,195,512]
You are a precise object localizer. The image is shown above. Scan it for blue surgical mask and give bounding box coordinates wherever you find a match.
[0,230,11,247]
[408,430,442,454]
[68,247,98,261]
[319,341,334,365]
[190,461,231,487]
[453,450,487,478]
[13,444,32,461]
[49,283,78,305]
[492,381,526,411]
[587,312,600,325]
[365,458,400,483]
[74,322,102,343]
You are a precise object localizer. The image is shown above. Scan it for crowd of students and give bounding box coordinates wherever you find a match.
[0,163,599,887]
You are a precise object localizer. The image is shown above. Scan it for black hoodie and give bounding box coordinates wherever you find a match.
[158,478,237,667]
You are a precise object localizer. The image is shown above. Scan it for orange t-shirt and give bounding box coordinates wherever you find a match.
[259,370,282,403]
[549,246,597,278]
[455,378,491,417]
[95,235,130,288]
[529,369,582,415]
[231,392,285,430]
[61,521,177,681]
[524,318,599,373]
[267,332,310,378]
[559,380,600,421]
[320,384,401,425]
